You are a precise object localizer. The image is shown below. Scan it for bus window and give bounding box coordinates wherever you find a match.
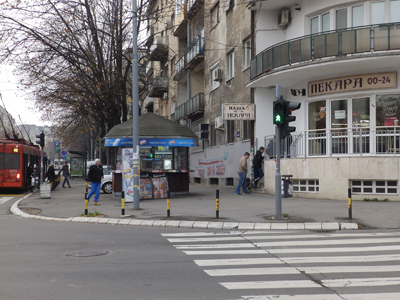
[4,153,20,169]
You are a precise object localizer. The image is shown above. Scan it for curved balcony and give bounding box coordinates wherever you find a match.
[148,75,168,98]
[185,37,204,70]
[149,36,169,61]
[250,23,400,84]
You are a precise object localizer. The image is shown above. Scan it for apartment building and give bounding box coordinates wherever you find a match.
[248,0,400,200]
[145,0,253,189]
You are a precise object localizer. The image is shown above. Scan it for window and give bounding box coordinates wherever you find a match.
[210,62,220,91]
[371,2,385,24]
[210,124,217,147]
[243,120,251,140]
[311,16,319,34]
[210,2,219,29]
[191,118,204,152]
[308,100,327,130]
[376,94,400,126]
[226,120,235,143]
[352,180,397,194]
[243,38,251,70]
[226,50,234,80]
[390,0,400,22]
[322,13,330,32]
[336,8,347,30]
[293,179,319,193]
[352,5,364,27]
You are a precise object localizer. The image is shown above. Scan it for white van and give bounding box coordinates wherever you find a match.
[54,159,64,171]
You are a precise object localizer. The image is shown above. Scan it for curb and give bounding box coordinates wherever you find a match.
[10,198,359,230]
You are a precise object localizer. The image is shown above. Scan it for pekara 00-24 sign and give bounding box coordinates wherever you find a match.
[222,103,255,120]
[308,72,397,97]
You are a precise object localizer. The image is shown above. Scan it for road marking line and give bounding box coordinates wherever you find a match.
[183,250,267,255]
[240,293,400,300]
[194,258,284,267]
[0,197,13,205]
[323,277,400,287]
[254,237,400,247]
[268,244,400,254]
[220,280,321,289]
[284,253,400,263]
[205,267,300,276]
[175,243,255,249]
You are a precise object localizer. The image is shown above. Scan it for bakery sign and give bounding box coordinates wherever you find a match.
[308,72,397,97]
[222,103,255,120]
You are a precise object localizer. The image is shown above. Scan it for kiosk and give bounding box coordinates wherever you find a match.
[104,113,198,199]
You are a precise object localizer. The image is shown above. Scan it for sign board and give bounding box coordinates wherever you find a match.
[122,148,135,203]
[105,138,195,147]
[54,141,60,147]
[70,157,85,178]
[222,104,255,120]
[308,72,397,97]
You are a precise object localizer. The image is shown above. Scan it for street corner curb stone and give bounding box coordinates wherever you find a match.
[238,223,255,230]
[322,222,340,230]
[165,220,182,227]
[179,221,195,228]
[153,220,168,227]
[288,223,305,230]
[71,217,90,223]
[305,223,322,230]
[223,222,239,230]
[193,221,210,229]
[118,219,132,225]
[340,222,359,230]
[87,217,101,223]
[140,220,155,226]
[207,222,224,230]
[107,218,121,225]
[97,218,110,224]
[271,223,288,230]
[128,219,144,226]
[254,223,272,230]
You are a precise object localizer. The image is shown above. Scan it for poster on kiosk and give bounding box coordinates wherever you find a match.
[122,148,135,202]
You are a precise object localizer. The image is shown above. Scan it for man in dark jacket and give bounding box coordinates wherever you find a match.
[61,161,71,188]
[253,147,265,188]
[87,159,104,205]
[46,163,56,191]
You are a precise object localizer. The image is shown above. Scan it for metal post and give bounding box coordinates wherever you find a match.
[132,0,140,209]
[121,191,125,216]
[275,85,283,219]
[167,191,171,217]
[40,146,44,184]
[216,189,219,218]
[84,193,88,216]
[348,188,352,219]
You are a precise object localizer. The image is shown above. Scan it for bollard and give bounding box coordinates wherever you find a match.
[348,188,352,220]
[85,179,88,193]
[216,189,219,218]
[121,191,125,216]
[84,193,88,216]
[167,191,170,217]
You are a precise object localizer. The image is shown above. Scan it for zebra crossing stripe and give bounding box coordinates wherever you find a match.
[220,280,321,289]
[322,277,400,287]
[284,253,400,264]
[240,293,400,300]
[167,236,244,243]
[183,249,267,255]
[0,197,13,205]
[254,237,400,247]
[268,244,400,254]
[194,258,284,267]
[205,265,400,276]
[175,243,255,249]
[161,230,295,237]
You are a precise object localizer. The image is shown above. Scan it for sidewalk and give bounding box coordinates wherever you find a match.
[12,178,400,230]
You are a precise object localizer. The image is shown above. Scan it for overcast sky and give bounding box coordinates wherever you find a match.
[0,64,47,126]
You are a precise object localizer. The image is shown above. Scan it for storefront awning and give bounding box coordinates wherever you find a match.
[104,113,198,147]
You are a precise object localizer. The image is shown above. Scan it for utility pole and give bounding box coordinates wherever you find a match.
[131,0,140,209]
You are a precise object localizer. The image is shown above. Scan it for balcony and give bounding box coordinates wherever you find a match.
[149,36,169,61]
[185,37,204,69]
[148,75,168,98]
[186,0,204,20]
[174,102,186,121]
[174,93,204,121]
[173,55,187,81]
[145,25,155,48]
[173,4,187,38]
[250,23,400,84]
[186,93,204,117]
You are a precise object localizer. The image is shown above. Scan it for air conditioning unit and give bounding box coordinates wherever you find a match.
[213,69,223,82]
[278,9,290,28]
[215,116,224,130]
[163,92,168,100]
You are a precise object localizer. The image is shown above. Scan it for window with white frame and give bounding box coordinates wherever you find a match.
[390,0,400,22]
[242,38,251,70]
[336,8,347,29]
[293,179,319,193]
[352,180,398,194]
[352,5,364,27]
[226,50,234,80]
[210,62,221,91]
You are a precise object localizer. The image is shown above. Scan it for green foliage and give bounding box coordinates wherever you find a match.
[81,211,103,217]
[363,198,389,202]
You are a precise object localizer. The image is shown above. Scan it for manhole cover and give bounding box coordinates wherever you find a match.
[67,250,110,257]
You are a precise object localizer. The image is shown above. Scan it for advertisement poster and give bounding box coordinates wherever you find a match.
[70,157,85,178]
[122,148,134,202]
[152,176,169,199]
[140,177,153,199]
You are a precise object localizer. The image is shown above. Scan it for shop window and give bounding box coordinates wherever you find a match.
[292,179,319,193]
[376,94,400,127]
[351,180,397,194]
[226,120,235,144]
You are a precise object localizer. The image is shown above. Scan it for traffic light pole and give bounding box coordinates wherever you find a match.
[275,87,283,219]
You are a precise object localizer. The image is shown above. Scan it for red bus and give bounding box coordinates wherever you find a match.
[0,139,44,190]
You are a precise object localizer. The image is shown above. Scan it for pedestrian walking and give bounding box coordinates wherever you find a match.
[235,152,250,195]
[253,146,265,188]
[46,163,56,191]
[61,161,71,188]
[87,159,104,205]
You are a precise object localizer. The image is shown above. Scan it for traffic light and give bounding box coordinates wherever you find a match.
[273,101,284,125]
[35,132,45,148]
[281,100,301,138]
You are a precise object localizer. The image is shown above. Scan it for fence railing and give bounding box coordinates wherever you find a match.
[186,37,204,65]
[264,126,400,159]
[174,55,186,78]
[251,22,400,81]
[187,93,204,115]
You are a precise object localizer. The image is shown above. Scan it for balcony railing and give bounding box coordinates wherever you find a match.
[264,126,400,159]
[186,37,204,68]
[174,103,186,121]
[251,22,400,81]
[173,55,186,80]
[148,75,168,98]
[149,36,169,61]
[174,93,205,121]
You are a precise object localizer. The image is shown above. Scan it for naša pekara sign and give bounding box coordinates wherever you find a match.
[308,72,397,97]
[222,103,255,120]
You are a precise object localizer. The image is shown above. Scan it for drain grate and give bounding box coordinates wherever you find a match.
[309,230,336,234]
[67,250,110,257]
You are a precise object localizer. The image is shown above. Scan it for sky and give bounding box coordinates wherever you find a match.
[0,64,47,126]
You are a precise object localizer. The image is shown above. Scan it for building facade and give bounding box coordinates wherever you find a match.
[248,0,400,200]
[145,0,254,189]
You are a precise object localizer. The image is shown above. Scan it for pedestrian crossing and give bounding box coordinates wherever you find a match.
[161,230,400,300]
[0,196,14,205]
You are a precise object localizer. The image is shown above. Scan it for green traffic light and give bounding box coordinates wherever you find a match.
[274,113,283,123]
